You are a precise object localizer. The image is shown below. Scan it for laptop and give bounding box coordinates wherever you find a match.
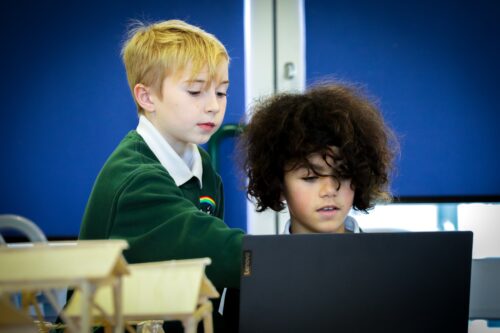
[239,231,473,333]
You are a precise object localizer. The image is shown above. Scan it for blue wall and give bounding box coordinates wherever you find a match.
[3,0,499,238]
[0,0,246,237]
[305,0,500,199]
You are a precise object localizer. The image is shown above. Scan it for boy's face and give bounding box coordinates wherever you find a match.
[146,60,229,155]
[282,150,355,234]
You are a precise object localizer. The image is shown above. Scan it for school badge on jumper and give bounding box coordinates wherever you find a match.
[199,196,216,215]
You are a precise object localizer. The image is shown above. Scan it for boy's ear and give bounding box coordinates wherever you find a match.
[134,84,155,112]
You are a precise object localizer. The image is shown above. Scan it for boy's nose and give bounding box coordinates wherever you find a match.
[319,177,339,197]
[205,92,220,113]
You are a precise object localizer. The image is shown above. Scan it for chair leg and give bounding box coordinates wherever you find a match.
[202,313,214,333]
[182,317,196,333]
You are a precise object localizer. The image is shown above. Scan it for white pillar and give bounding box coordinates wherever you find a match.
[244,0,305,234]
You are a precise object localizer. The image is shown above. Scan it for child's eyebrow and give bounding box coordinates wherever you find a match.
[186,79,207,84]
[308,159,347,175]
[186,79,230,85]
[307,162,331,174]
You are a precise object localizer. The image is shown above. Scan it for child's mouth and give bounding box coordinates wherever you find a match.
[317,206,340,217]
[198,122,216,131]
[318,205,339,212]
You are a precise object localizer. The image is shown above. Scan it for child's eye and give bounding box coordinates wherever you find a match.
[217,91,227,97]
[336,173,351,181]
[188,91,201,96]
[302,176,318,182]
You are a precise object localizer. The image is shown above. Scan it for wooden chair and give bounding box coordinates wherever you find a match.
[0,239,129,333]
[64,258,219,333]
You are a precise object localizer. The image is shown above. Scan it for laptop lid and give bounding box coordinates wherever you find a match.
[239,231,473,333]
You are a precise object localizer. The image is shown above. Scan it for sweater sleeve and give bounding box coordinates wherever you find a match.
[108,167,244,289]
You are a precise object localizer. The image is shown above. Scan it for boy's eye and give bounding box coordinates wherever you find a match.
[188,91,201,96]
[217,91,227,97]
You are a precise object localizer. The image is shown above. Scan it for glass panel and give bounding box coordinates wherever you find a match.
[351,203,438,232]
[457,203,500,258]
[350,202,500,259]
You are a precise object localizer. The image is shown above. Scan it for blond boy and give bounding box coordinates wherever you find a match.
[79,20,244,331]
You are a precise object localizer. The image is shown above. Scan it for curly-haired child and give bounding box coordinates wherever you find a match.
[240,82,399,234]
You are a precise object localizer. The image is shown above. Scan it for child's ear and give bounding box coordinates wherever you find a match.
[134,84,155,112]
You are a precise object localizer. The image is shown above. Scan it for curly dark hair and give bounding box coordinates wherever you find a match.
[238,82,399,213]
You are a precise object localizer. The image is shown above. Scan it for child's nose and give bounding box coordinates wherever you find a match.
[319,177,339,197]
[205,92,220,113]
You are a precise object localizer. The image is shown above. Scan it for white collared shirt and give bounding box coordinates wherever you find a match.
[282,215,361,234]
[136,115,203,188]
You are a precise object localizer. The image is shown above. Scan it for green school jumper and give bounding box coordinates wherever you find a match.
[79,130,244,290]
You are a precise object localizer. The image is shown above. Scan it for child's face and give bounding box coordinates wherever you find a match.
[147,60,229,155]
[282,150,355,234]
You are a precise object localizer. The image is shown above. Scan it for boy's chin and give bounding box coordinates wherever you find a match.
[194,136,212,145]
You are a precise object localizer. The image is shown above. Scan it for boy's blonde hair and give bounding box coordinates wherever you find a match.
[121,19,229,113]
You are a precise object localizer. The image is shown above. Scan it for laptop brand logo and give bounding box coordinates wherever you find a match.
[243,250,252,276]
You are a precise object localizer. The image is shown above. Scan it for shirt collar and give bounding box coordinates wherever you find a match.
[136,115,203,187]
[282,215,361,234]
